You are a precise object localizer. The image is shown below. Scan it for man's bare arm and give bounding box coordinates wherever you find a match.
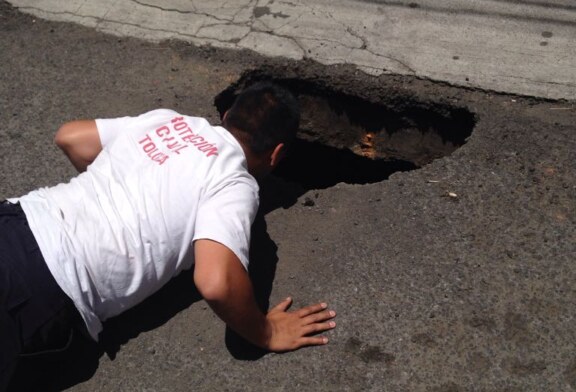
[54,120,102,172]
[194,239,336,352]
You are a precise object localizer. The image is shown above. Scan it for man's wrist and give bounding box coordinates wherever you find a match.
[246,314,273,350]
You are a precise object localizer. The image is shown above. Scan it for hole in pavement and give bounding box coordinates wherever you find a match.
[215,71,476,193]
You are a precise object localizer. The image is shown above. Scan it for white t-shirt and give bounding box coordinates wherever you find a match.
[16,109,259,340]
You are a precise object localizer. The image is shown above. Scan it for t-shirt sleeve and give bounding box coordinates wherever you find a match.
[193,180,259,270]
[95,109,178,148]
[95,116,132,148]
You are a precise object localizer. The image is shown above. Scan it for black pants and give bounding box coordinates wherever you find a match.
[0,201,81,391]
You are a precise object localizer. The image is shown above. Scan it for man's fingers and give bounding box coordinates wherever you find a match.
[297,336,330,348]
[302,321,336,336]
[271,297,293,312]
[295,302,328,318]
[302,310,336,325]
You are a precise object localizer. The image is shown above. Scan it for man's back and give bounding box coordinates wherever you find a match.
[15,109,259,339]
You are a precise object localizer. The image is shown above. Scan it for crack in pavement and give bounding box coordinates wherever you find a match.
[19,6,204,40]
[320,6,416,74]
[502,74,576,87]
[231,0,306,58]
[259,2,351,60]
[129,0,233,23]
[130,0,196,15]
[375,54,416,74]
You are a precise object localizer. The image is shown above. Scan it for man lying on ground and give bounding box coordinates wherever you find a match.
[0,82,336,390]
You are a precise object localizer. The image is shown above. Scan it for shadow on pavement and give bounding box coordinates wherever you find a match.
[8,267,203,391]
[225,212,279,360]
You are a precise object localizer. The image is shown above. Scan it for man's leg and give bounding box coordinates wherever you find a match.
[0,308,20,392]
[0,201,81,389]
[0,201,29,391]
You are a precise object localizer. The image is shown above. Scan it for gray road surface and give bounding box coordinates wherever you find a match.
[6,0,576,100]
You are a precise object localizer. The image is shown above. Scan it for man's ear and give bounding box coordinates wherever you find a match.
[270,143,285,168]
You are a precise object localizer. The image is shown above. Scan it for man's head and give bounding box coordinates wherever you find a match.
[223,81,300,177]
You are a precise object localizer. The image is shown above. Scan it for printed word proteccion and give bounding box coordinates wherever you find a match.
[138,116,219,165]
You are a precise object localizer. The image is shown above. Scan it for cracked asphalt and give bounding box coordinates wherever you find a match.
[1,1,575,391]
[6,0,576,100]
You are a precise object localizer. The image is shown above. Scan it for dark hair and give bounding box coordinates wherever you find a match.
[223,82,299,154]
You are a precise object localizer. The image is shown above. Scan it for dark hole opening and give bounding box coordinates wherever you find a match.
[215,71,476,198]
[274,138,417,189]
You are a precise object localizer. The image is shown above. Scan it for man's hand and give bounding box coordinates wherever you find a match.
[265,297,336,352]
[194,239,336,352]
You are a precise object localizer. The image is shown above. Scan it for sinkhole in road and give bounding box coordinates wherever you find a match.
[215,72,476,190]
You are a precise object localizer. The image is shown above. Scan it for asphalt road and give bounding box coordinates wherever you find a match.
[1,1,575,391]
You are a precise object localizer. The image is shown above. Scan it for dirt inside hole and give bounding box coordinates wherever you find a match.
[215,71,476,191]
